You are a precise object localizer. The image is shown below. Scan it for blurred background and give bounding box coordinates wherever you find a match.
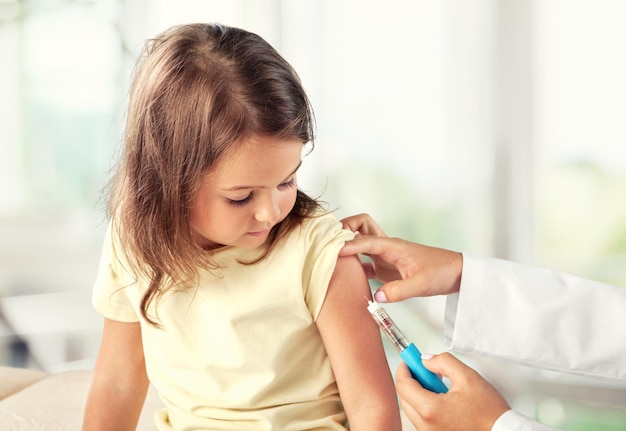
[0,0,625,429]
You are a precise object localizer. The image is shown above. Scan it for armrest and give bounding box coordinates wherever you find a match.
[0,366,48,401]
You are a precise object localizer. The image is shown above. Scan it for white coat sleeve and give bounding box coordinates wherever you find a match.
[443,254,626,382]
[492,410,561,431]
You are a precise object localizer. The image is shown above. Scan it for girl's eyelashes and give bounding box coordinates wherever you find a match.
[228,194,252,207]
[278,178,296,190]
[226,178,296,207]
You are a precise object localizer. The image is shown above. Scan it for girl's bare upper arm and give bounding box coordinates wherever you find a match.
[83,319,149,431]
[94,318,148,389]
[316,255,402,430]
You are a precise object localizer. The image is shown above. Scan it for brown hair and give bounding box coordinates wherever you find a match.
[106,23,320,325]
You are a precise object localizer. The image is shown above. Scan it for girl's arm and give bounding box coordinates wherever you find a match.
[317,255,402,431]
[82,318,149,431]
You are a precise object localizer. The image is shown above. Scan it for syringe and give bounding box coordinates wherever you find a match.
[367,299,448,393]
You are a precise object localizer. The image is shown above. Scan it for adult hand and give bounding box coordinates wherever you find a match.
[396,352,510,431]
[340,213,463,302]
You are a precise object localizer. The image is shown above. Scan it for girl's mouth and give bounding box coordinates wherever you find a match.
[247,229,270,237]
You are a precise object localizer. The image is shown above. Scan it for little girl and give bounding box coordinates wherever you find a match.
[82,23,401,431]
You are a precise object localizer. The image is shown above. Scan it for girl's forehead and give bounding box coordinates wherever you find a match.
[206,137,304,185]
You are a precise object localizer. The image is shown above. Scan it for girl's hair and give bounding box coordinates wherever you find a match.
[106,23,320,325]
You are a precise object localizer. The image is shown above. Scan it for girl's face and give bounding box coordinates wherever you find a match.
[190,136,302,250]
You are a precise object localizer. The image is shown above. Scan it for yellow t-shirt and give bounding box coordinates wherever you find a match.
[92,212,355,431]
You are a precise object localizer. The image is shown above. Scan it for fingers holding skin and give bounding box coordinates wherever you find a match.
[339,234,394,259]
[340,234,463,301]
[340,213,388,237]
[396,353,510,431]
[339,235,404,288]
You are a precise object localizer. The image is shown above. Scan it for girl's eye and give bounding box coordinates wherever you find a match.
[278,178,296,190]
[228,194,252,207]
[227,179,294,207]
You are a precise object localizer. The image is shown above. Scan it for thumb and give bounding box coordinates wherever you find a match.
[375,278,423,303]
[420,352,469,385]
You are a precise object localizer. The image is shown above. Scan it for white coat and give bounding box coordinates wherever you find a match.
[444,254,626,431]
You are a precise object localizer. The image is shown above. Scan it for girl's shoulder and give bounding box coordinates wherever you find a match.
[283,210,355,260]
[296,210,354,245]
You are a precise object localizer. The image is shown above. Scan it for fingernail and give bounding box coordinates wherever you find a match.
[421,353,434,360]
[374,290,387,303]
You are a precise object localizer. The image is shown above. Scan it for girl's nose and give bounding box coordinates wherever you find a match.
[254,192,281,224]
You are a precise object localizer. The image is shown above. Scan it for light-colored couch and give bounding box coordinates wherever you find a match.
[0,367,162,430]
[0,367,415,430]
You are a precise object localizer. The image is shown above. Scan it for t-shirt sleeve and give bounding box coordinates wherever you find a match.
[300,213,355,320]
[92,223,140,323]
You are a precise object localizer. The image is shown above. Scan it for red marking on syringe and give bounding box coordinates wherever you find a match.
[380,316,393,328]
[367,299,410,352]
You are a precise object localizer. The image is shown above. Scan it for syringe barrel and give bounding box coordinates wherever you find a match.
[367,301,410,352]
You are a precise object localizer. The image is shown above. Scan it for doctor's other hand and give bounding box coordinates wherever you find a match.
[396,352,510,431]
[339,213,463,302]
